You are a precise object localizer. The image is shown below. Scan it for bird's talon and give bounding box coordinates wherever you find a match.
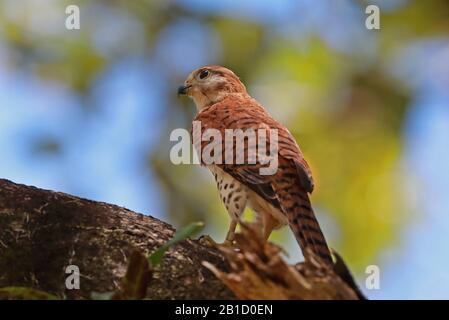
[198,235,218,248]
[222,239,235,247]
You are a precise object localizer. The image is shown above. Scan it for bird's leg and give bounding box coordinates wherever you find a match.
[224,219,238,245]
[262,212,278,242]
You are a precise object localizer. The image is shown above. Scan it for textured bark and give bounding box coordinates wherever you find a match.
[0,179,233,299]
[0,178,362,300]
[204,224,362,300]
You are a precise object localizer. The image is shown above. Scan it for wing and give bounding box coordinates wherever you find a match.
[192,94,315,211]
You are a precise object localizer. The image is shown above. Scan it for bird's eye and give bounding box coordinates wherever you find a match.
[199,70,210,80]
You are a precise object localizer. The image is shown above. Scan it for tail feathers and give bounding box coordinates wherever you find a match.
[278,188,333,265]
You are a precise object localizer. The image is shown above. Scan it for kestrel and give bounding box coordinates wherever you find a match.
[178,66,332,264]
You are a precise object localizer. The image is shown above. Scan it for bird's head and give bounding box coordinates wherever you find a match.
[178,65,247,110]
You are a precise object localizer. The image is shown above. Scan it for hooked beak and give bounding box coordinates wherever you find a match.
[177,85,191,96]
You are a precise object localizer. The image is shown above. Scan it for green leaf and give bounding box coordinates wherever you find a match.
[149,221,204,267]
[0,287,59,300]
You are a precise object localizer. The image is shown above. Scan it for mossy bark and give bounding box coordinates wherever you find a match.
[0,179,233,299]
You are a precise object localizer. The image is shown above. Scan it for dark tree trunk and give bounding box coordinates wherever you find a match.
[0,178,362,300]
[0,179,233,299]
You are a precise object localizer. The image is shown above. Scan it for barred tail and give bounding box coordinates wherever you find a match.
[279,188,333,265]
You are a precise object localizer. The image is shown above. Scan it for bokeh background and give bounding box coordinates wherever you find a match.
[0,0,448,299]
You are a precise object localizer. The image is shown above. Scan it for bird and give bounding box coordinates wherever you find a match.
[178,65,333,265]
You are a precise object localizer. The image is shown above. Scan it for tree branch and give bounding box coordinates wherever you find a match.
[0,179,362,300]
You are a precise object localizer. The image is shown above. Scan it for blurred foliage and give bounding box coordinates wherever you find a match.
[0,0,448,272]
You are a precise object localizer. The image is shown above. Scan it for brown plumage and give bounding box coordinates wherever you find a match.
[179,65,332,265]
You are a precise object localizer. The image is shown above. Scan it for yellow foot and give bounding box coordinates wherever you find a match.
[198,235,236,248]
[198,235,219,248]
[222,239,236,247]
